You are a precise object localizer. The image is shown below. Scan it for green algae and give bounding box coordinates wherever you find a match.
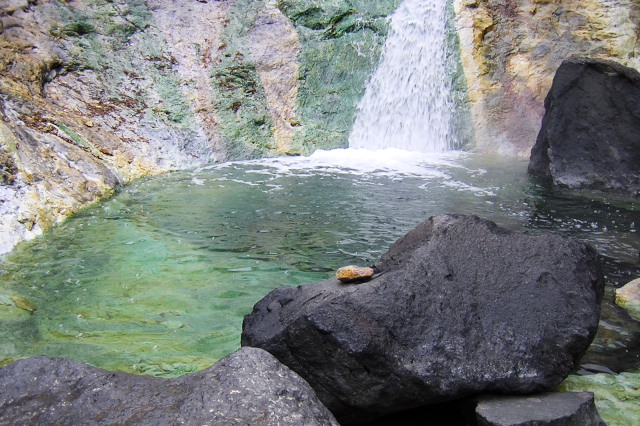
[45,0,197,133]
[50,20,96,38]
[211,61,276,159]
[10,296,36,313]
[278,0,402,152]
[559,372,640,426]
[445,0,475,150]
[55,122,94,150]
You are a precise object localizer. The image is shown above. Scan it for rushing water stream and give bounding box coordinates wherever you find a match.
[0,149,639,377]
[349,0,456,151]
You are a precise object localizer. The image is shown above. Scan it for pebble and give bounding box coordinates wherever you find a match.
[336,265,375,284]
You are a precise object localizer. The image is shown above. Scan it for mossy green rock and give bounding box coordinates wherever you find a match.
[10,296,36,313]
[277,0,403,152]
[559,372,640,426]
[212,0,278,159]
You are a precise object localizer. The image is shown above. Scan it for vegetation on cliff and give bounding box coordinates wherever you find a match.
[277,0,402,152]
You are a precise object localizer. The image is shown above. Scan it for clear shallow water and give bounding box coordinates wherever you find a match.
[0,149,639,376]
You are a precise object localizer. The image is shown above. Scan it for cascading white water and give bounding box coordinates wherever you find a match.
[349,0,454,152]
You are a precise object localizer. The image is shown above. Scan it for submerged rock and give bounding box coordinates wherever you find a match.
[0,347,339,425]
[529,57,640,195]
[615,278,640,321]
[475,392,605,426]
[242,214,605,424]
[560,372,640,425]
[9,296,35,313]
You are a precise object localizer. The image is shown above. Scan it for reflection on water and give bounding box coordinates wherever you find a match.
[0,149,638,376]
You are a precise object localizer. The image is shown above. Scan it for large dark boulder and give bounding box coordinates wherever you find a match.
[529,57,640,195]
[0,347,339,425]
[242,214,605,424]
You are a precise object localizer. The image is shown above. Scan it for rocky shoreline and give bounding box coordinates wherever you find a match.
[0,215,608,424]
[1,1,639,424]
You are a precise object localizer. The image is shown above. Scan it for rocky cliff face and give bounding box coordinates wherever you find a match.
[3,0,640,254]
[0,0,288,254]
[1,0,227,253]
[0,0,398,254]
[454,0,640,156]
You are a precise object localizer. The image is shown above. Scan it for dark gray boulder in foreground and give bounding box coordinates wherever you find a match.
[0,347,339,426]
[242,214,605,424]
[475,392,605,426]
[529,57,640,196]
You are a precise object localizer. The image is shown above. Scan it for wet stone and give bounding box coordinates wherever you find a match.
[243,214,604,424]
[475,392,605,426]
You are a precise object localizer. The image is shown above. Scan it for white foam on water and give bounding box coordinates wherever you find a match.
[240,148,465,177]
[192,148,500,199]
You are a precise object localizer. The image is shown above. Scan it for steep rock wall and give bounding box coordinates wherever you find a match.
[454,0,640,156]
[0,0,306,254]
[6,0,639,255]
[0,0,400,255]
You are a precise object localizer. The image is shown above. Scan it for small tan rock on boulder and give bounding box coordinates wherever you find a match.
[336,265,375,283]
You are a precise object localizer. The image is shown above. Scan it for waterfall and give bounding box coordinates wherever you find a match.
[349,0,455,152]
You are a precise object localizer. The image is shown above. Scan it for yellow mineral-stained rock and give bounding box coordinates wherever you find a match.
[453,0,640,157]
[0,0,232,255]
[10,296,36,313]
[336,266,376,284]
[615,278,640,321]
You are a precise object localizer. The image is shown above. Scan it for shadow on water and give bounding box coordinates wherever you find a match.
[0,151,638,376]
[520,183,640,372]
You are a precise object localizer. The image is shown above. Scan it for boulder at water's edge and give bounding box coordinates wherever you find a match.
[0,347,339,425]
[242,214,605,424]
[529,57,640,195]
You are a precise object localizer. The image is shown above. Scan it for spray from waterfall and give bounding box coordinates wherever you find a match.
[349,0,455,152]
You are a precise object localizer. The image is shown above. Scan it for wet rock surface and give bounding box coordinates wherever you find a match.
[242,214,605,424]
[560,371,640,425]
[0,347,338,426]
[475,392,605,426]
[529,58,640,195]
